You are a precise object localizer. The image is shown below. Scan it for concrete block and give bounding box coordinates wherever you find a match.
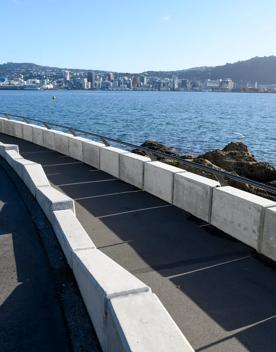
[68,135,83,161]
[2,119,14,136]
[100,146,128,178]
[52,209,96,267]
[107,292,194,352]
[22,163,50,196]
[0,117,7,133]
[4,149,23,168]
[119,152,151,188]
[32,125,46,146]
[22,123,34,142]
[144,161,185,203]
[13,121,24,138]
[72,248,150,347]
[81,138,105,168]
[173,172,220,222]
[261,207,276,261]
[211,186,276,249]
[43,129,56,150]
[0,143,19,158]
[12,158,35,179]
[36,185,75,223]
[54,130,70,155]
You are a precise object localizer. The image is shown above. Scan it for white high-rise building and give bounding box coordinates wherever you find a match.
[64,70,70,81]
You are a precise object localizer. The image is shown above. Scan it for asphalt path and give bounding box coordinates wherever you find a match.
[1,133,276,352]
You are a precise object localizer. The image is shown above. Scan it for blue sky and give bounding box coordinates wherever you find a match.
[1,0,276,72]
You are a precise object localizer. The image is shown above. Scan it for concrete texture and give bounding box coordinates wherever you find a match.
[144,161,185,203]
[32,125,46,145]
[100,146,128,178]
[43,129,56,150]
[119,152,151,188]
[36,185,75,222]
[107,292,194,352]
[54,130,70,155]
[22,163,50,196]
[173,172,220,222]
[13,121,24,138]
[0,164,71,352]
[211,186,276,249]
[72,248,150,347]
[52,209,96,267]
[261,207,276,261]
[82,138,105,168]
[2,132,276,352]
[22,123,34,142]
[68,135,83,161]
[0,142,18,158]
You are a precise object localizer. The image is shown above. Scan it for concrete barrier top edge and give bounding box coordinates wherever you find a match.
[214,185,276,207]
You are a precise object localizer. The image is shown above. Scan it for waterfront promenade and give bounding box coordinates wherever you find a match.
[1,132,276,351]
[0,163,71,351]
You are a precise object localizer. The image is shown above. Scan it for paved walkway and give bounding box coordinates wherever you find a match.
[0,163,71,351]
[1,133,276,352]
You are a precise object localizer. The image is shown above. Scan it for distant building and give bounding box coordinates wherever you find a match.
[87,71,95,88]
[220,79,235,90]
[64,70,70,81]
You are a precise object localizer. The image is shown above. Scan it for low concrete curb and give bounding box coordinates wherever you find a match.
[0,132,194,351]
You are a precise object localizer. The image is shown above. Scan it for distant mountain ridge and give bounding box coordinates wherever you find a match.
[1,56,276,83]
[143,56,276,84]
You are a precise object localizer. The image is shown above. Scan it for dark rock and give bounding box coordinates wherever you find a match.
[132,140,276,195]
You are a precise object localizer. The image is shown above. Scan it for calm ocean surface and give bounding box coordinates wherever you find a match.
[0,90,275,165]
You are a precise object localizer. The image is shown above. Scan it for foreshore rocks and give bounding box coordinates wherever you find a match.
[133,140,276,199]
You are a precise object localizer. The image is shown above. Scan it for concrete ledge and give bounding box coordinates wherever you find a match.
[72,248,150,347]
[13,120,24,138]
[100,146,128,178]
[43,128,56,150]
[2,119,16,136]
[144,161,185,203]
[211,186,276,249]
[107,292,194,352]
[52,209,96,267]
[32,125,46,145]
[4,149,23,168]
[119,152,151,188]
[22,122,34,142]
[261,207,276,261]
[0,142,19,158]
[36,185,75,222]
[22,163,50,197]
[173,172,220,222]
[81,138,105,168]
[12,158,35,179]
[68,135,83,161]
[0,117,8,133]
[54,130,70,155]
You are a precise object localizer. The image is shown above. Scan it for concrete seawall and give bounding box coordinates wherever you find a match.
[0,117,195,351]
[1,116,275,263]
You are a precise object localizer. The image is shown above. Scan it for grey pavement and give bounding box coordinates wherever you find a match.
[1,133,276,352]
[0,162,71,351]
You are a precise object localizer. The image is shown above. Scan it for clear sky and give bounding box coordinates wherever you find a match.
[1,0,276,72]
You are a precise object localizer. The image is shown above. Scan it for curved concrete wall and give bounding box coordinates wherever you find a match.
[1,117,276,263]
[0,128,194,351]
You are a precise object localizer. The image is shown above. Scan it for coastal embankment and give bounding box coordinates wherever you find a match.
[133,141,276,199]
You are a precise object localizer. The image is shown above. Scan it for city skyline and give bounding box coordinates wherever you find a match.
[2,0,276,72]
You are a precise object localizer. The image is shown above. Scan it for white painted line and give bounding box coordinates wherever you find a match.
[98,204,172,219]
[44,161,82,167]
[75,189,142,201]
[57,178,116,187]
[166,255,251,279]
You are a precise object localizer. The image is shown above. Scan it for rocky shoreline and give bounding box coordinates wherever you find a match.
[133,140,276,200]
